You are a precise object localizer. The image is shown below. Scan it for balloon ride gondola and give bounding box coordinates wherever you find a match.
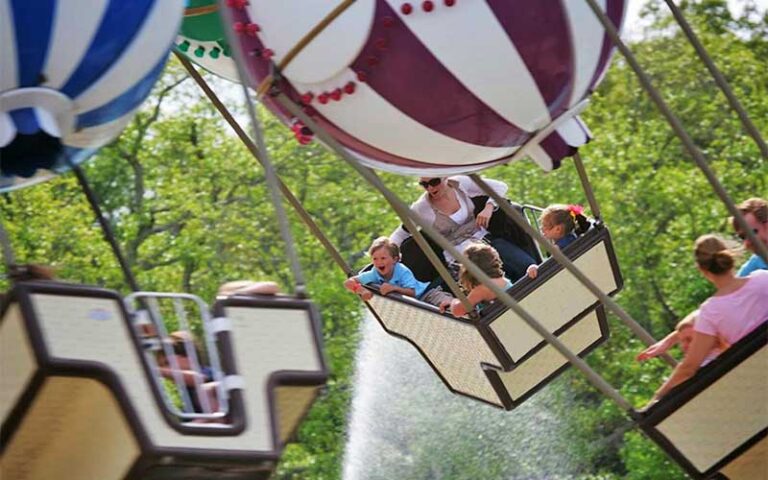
[1,2,328,479]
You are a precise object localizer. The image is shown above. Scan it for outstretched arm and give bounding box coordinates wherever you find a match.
[158,366,207,386]
[344,276,373,300]
[636,331,680,361]
[379,283,415,297]
[449,284,496,318]
[649,332,717,403]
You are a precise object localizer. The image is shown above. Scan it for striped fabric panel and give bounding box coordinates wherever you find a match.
[0,1,19,92]
[223,0,625,173]
[75,53,168,129]
[71,0,182,114]
[8,0,56,88]
[59,0,156,98]
[0,0,183,192]
[41,0,110,89]
[587,0,627,93]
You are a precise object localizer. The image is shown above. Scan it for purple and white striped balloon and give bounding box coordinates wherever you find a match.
[222,0,626,174]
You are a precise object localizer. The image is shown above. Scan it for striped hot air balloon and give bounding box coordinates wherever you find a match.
[221,0,626,174]
[0,0,185,192]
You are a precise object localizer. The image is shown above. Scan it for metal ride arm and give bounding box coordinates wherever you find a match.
[660,0,768,159]
[175,53,355,279]
[177,55,474,312]
[70,163,141,293]
[231,62,307,297]
[573,152,601,221]
[582,0,768,265]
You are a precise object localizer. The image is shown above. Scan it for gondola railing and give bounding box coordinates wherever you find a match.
[0,281,328,480]
[365,223,622,410]
[635,322,767,480]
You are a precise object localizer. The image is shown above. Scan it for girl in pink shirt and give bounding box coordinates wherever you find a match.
[650,235,768,403]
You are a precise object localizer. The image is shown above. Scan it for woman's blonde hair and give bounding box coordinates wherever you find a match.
[694,234,736,274]
[459,243,504,290]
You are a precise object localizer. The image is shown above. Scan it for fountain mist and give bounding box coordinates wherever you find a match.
[342,314,583,480]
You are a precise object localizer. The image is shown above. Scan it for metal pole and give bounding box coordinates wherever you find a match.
[175,53,355,277]
[0,218,16,271]
[236,81,307,296]
[582,0,768,264]
[471,174,678,367]
[661,0,768,158]
[177,54,471,308]
[276,92,634,412]
[220,55,307,294]
[573,152,602,221]
[71,164,141,292]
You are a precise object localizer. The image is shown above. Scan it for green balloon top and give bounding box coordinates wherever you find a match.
[180,0,225,43]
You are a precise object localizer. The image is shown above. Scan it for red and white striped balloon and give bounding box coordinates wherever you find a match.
[221,0,626,174]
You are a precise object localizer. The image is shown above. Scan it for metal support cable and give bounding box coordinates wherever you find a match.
[181,50,466,303]
[277,92,634,412]
[583,0,768,264]
[471,174,678,368]
[255,0,357,97]
[176,53,354,277]
[573,152,602,221]
[0,219,16,272]
[217,0,309,294]
[662,0,768,158]
[71,164,141,292]
[235,81,307,296]
[363,171,473,313]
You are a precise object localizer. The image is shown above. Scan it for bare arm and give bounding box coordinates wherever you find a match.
[651,332,717,402]
[449,283,497,318]
[158,367,207,386]
[344,276,373,301]
[343,276,361,293]
[379,283,415,297]
[636,331,680,361]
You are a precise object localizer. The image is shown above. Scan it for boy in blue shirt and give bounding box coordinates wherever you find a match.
[344,237,452,309]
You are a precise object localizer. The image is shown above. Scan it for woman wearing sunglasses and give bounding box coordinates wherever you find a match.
[389,176,535,281]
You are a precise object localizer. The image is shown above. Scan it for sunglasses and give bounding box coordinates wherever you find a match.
[418,178,442,188]
[737,228,759,241]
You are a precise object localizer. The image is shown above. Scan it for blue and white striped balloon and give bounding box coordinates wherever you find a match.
[0,0,185,192]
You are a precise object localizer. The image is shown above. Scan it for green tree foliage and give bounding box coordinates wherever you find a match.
[1,1,765,478]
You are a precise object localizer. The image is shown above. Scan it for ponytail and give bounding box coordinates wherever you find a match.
[694,235,735,274]
[573,213,592,235]
[541,204,591,236]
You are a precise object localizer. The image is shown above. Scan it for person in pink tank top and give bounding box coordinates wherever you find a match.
[649,235,768,404]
